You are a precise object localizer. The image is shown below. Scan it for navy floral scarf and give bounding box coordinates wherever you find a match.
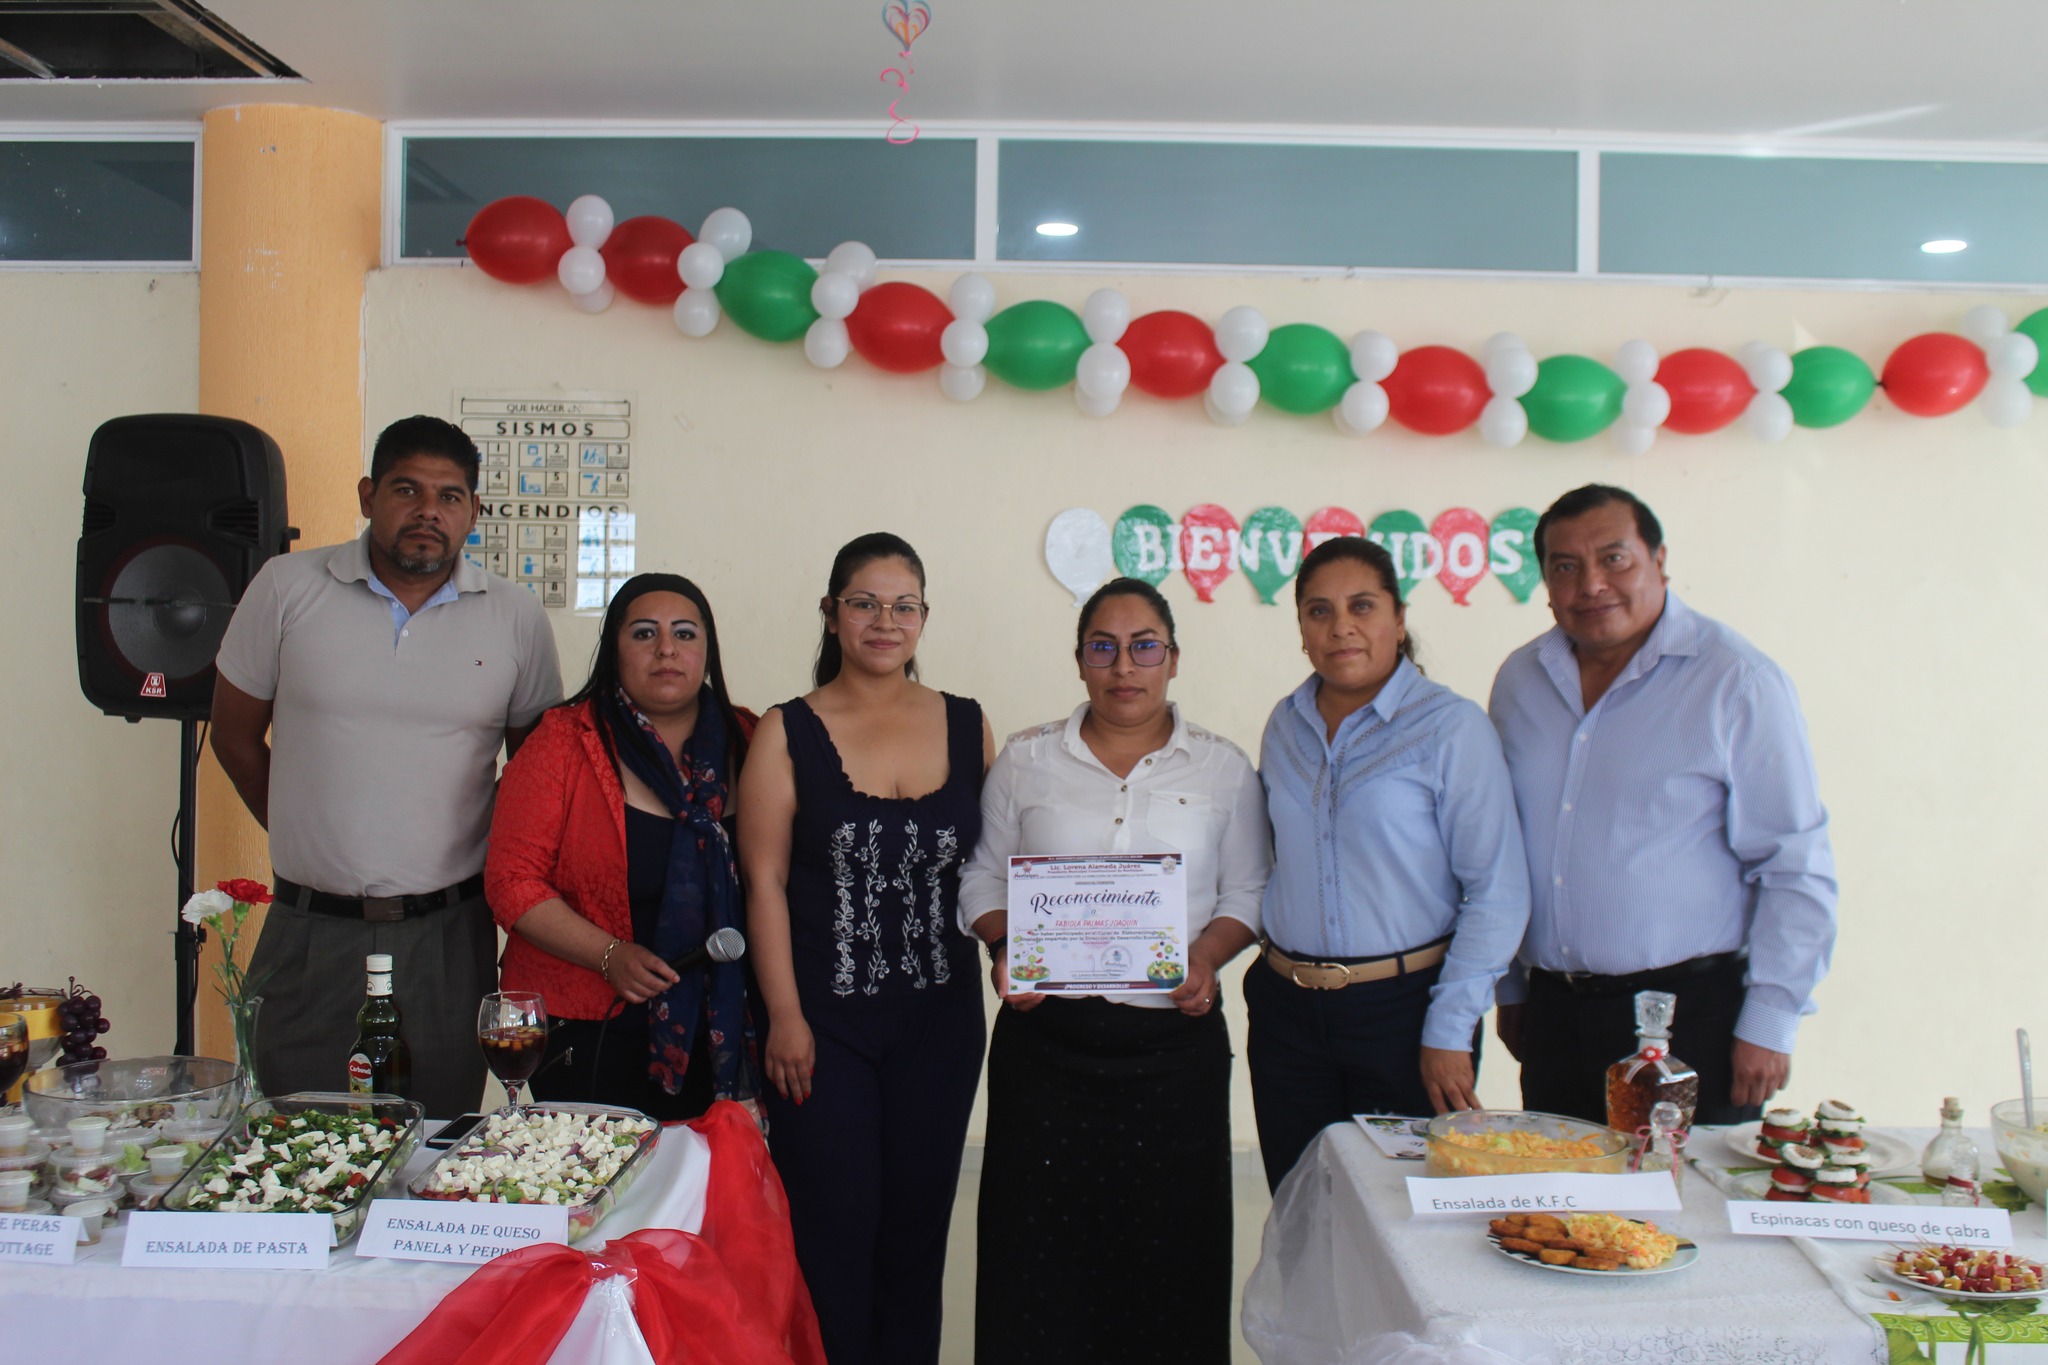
[603,684,758,1101]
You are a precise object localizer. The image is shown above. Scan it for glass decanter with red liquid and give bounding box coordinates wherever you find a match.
[1605,989,1699,1134]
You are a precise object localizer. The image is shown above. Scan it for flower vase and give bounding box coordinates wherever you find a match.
[229,996,263,1103]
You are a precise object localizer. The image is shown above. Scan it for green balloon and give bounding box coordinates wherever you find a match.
[1238,506,1305,605]
[1111,504,1174,586]
[1520,355,1624,442]
[714,250,819,343]
[2016,308,2048,396]
[1247,324,1354,415]
[1367,510,1430,600]
[1489,508,1541,603]
[983,300,1089,390]
[1782,346,1875,428]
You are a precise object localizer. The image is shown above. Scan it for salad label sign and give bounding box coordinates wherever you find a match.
[355,1198,569,1264]
[0,1212,79,1264]
[1407,1172,1684,1218]
[1005,854,1189,995]
[122,1211,333,1269]
[1725,1201,2011,1246]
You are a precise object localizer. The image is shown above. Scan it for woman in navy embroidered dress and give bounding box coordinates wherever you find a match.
[739,532,993,1365]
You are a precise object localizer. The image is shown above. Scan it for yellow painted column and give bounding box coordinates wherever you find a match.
[195,105,381,1059]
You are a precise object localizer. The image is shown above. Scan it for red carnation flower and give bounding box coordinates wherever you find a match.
[218,877,274,905]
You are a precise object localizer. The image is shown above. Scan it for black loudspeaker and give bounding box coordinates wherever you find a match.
[76,414,294,721]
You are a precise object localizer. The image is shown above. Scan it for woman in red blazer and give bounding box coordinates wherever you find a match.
[486,572,760,1118]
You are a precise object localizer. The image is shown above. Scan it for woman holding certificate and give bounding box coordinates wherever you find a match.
[959,577,1271,1365]
[738,532,993,1365]
[1248,536,1530,1192]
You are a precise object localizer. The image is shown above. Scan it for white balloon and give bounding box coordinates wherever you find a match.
[1981,375,2033,428]
[1736,340,1774,372]
[1483,331,1529,365]
[1962,304,2011,347]
[823,240,879,290]
[1485,348,1538,399]
[1743,346,1792,394]
[1075,342,1131,399]
[1478,395,1529,448]
[1074,386,1122,418]
[1622,381,1672,429]
[1338,380,1389,434]
[1349,331,1399,384]
[1203,390,1250,427]
[565,195,614,249]
[1613,339,1659,386]
[1610,422,1657,456]
[1208,360,1260,415]
[940,320,989,368]
[672,288,721,338]
[568,279,614,314]
[1987,331,2040,379]
[1743,391,1793,442]
[949,273,997,324]
[1044,508,1116,605]
[698,207,752,259]
[811,271,861,322]
[556,245,606,296]
[677,242,725,291]
[804,317,851,369]
[1080,289,1131,346]
[1214,306,1270,363]
[939,362,985,402]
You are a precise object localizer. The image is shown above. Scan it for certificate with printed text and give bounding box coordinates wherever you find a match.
[1006,854,1189,994]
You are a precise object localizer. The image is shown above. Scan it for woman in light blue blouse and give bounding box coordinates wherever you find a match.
[1248,536,1531,1193]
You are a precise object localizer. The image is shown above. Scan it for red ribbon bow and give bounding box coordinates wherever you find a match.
[378,1103,823,1365]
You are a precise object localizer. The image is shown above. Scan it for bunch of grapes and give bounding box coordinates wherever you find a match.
[56,979,110,1065]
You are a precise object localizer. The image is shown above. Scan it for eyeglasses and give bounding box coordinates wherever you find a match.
[838,597,927,625]
[1081,639,1171,668]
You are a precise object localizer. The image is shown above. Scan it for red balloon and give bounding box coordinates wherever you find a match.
[1303,506,1365,549]
[1882,332,1989,416]
[1180,504,1240,604]
[600,216,694,304]
[462,196,571,285]
[1431,507,1491,607]
[846,282,952,373]
[1121,311,1224,398]
[1381,346,1488,435]
[1656,348,1754,434]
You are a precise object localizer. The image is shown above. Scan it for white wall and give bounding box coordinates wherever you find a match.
[1,272,197,1057]
[366,264,2048,1138]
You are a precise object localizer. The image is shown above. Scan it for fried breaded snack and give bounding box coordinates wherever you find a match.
[1489,1219,1521,1239]
[1499,1236,1545,1254]
[1538,1249,1578,1265]
[1575,1257,1623,1272]
[1524,1214,1566,1233]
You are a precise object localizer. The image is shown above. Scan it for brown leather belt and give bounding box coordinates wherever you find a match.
[1263,938,1449,990]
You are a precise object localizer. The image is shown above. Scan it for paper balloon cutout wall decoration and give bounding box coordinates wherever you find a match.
[1043,509,1115,606]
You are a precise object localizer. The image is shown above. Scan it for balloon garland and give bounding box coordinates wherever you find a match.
[461,196,2048,445]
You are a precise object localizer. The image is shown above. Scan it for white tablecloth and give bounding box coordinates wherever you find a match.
[1241,1123,1885,1365]
[0,1121,713,1365]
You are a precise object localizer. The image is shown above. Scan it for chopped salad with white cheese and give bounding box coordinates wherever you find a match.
[414,1109,656,1206]
[180,1111,404,1213]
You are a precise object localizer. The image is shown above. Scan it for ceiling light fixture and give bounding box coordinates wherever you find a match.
[1036,222,1079,237]
[1921,239,1968,254]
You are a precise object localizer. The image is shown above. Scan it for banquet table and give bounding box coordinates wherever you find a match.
[1239,1121,2047,1365]
[0,1119,715,1365]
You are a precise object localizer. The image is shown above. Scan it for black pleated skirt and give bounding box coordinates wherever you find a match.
[974,995,1233,1365]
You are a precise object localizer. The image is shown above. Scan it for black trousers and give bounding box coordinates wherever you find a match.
[1245,956,1480,1193]
[764,982,985,1365]
[1518,953,1760,1128]
[530,1003,716,1122]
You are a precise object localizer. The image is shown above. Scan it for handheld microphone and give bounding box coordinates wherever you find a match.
[663,926,746,974]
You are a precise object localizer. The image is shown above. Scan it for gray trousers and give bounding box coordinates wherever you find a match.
[244,892,497,1120]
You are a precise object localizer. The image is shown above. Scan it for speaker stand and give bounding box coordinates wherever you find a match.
[174,718,200,1055]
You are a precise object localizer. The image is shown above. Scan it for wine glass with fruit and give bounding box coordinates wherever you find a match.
[477,992,546,1114]
[0,1013,27,1099]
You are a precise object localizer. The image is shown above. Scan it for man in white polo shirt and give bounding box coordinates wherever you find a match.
[210,416,562,1118]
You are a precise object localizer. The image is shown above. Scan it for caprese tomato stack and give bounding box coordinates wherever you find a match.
[1754,1107,1811,1162]
[1810,1099,1871,1202]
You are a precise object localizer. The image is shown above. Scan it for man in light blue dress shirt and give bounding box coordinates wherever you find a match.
[1489,485,1836,1127]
